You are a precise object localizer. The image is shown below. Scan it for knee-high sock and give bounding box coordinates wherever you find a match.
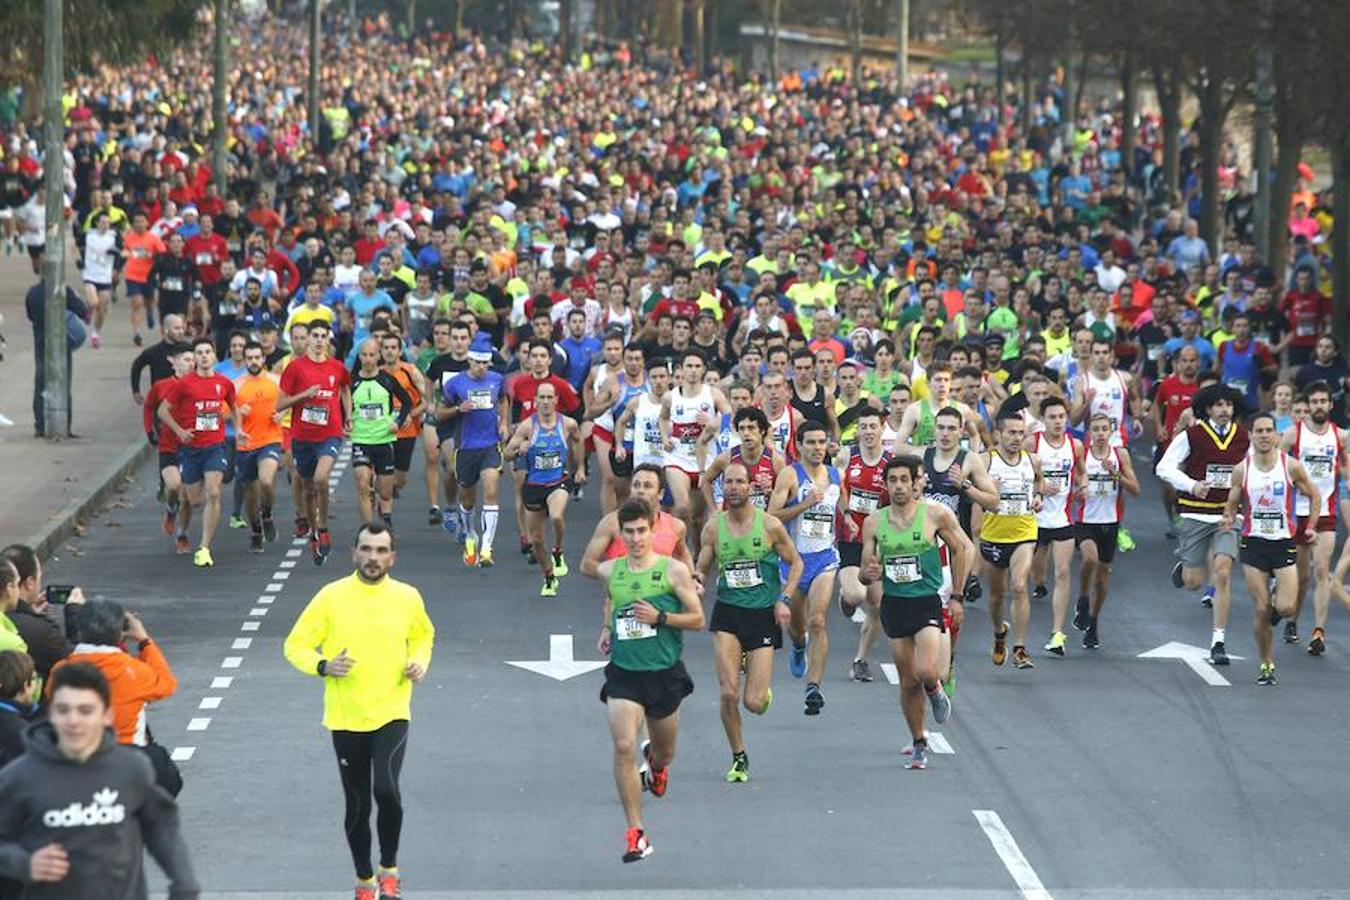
[459,504,477,541]
[481,504,500,553]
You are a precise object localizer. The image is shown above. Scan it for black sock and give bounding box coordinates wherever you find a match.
[913,736,928,748]
[806,681,819,692]
[732,751,747,763]
[262,506,272,518]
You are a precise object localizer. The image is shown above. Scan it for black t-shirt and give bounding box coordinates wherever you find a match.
[1245,305,1286,349]
[1296,359,1350,426]
[1131,319,1172,382]
[424,353,470,400]
[149,254,197,317]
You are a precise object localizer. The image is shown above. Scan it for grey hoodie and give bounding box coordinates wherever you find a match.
[0,721,199,900]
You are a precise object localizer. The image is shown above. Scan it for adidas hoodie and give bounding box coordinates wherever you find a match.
[0,721,199,899]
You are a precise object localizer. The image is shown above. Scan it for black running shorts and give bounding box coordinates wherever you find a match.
[710,602,782,652]
[880,594,946,640]
[599,661,694,720]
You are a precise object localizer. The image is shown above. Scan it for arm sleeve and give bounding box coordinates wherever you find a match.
[406,590,435,671]
[131,642,179,704]
[131,347,153,393]
[1156,430,1197,494]
[282,593,328,676]
[383,373,414,428]
[0,771,33,881]
[139,780,201,899]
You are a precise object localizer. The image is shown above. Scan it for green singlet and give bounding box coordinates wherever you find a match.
[608,556,683,671]
[715,509,781,610]
[876,501,944,599]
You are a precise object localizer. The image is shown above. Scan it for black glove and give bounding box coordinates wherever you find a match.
[962,574,982,604]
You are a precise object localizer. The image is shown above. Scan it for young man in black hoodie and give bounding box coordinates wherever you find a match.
[0,662,199,899]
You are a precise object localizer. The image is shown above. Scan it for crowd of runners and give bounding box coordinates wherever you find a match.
[0,9,1345,897]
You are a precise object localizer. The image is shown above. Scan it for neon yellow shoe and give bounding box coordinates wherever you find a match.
[1044,631,1067,656]
[540,575,558,597]
[463,537,478,567]
[551,551,569,578]
[1117,527,1136,553]
[725,755,749,783]
[193,547,214,568]
[761,687,773,714]
[478,548,494,567]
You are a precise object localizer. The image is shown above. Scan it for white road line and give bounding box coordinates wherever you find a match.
[973,810,1053,900]
[221,657,242,669]
[241,621,260,632]
[257,594,276,603]
[285,548,302,558]
[265,583,283,592]
[199,697,222,710]
[249,607,268,617]
[170,747,196,762]
[928,732,955,754]
[279,560,297,569]
[187,717,211,731]
[273,571,292,580]
[291,537,307,546]
[232,638,253,650]
[210,676,234,689]
[881,663,899,684]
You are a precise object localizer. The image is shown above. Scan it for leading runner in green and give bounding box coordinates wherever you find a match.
[349,337,414,525]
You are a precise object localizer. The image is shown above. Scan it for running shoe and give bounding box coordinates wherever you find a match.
[552,550,569,578]
[463,537,478,568]
[229,515,247,530]
[1012,646,1035,669]
[1032,584,1048,600]
[1116,527,1136,552]
[318,530,332,562]
[1255,663,1277,686]
[638,739,651,791]
[261,514,276,543]
[1209,641,1230,666]
[174,535,190,555]
[193,547,214,568]
[1073,595,1091,632]
[928,685,951,724]
[788,638,808,678]
[427,506,441,526]
[89,333,100,349]
[725,754,750,783]
[1170,561,1185,589]
[310,531,321,564]
[1082,623,1100,649]
[1270,605,1283,627]
[540,575,558,597]
[162,507,177,536]
[294,516,310,539]
[1201,585,1215,608]
[478,548,494,568]
[850,658,873,683]
[761,686,773,713]
[643,743,668,797]
[804,683,824,716]
[907,740,928,770]
[1044,632,1066,656]
[523,542,537,565]
[249,532,264,554]
[1283,621,1299,644]
[441,508,460,538]
[992,623,1009,666]
[942,661,957,697]
[839,594,859,618]
[1308,628,1326,656]
[354,881,377,900]
[622,828,653,863]
[376,869,401,899]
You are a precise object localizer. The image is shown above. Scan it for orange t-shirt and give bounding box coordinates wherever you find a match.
[234,372,284,450]
[388,362,423,438]
[123,229,166,283]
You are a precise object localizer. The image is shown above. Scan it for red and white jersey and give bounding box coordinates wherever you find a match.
[728,446,779,510]
[1033,431,1079,529]
[763,403,798,461]
[1086,369,1129,447]
[881,420,903,456]
[1080,446,1125,524]
[1242,452,1295,541]
[1290,421,1341,518]
[668,384,714,473]
[841,447,891,538]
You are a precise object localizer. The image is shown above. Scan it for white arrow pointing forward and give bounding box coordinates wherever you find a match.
[1138,641,1244,686]
[506,634,608,682]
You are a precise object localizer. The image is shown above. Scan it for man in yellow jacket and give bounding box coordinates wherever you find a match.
[284,522,434,900]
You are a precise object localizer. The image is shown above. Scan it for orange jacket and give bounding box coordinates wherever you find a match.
[49,641,177,745]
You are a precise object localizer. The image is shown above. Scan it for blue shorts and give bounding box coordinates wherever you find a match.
[125,280,153,298]
[781,547,840,595]
[293,437,342,479]
[178,444,228,484]
[236,443,283,483]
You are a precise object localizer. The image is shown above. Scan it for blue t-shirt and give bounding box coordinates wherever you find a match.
[559,336,602,390]
[1162,336,1217,372]
[343,289,398,364]
[442,370,504,451]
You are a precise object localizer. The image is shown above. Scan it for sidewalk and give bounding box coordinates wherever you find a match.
[0,247,153,559]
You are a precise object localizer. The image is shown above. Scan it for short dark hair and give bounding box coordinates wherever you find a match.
[884,454,923,480]
[1304,380,1332,401]
[855,406,883,425]
[192,337,215,352]
[631,463,665,488]
[618,496,655,527]
[354,521,396,549]
[0,650,34,701]
[0,560,18,598]
[49,661,111,709]
[1040,396,1068,417]
[733,406,770,434]
[528,339,553,355]
[0,544,38,583]
[243,340,264,355]
[796,420,827,442]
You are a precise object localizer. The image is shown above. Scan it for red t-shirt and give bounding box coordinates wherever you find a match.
[164,372,236,448]
[508,373,580,421]
[1154,375,1200,442]
[279,356,351,441]
[1281,291,1330,347]
[144,377,183,454]
[647,297,701,323]
[184,233,230,285]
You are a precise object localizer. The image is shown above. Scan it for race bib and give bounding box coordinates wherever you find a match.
[1148,345,1165,361]
[1228,379,1249,395]
[358,403,384,420]
[534,449,563,470]
[162,277,184,292]
[1305,454,1333,480]
[848,489,881,514]
[1044,466,1070,493]
[468,388,494,410]
[195,252,214,265]
[1088,472,1116,497]
[884,555,921,583]
[219,298,240,316]
[749,493,769,510]
[1253,511,1283,536]
[999,490,1029,516]
[1297,320,1316,337]
[616,608,656,641]
[724,560,764,589]
[194,412,220,432]
[1204,463,1233,488]
[300,404,330,426]
[800,511,832,539]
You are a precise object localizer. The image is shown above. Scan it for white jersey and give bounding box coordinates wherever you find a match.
[603,305,634,344]
[1242,452,1295,541]
[765,404,797,459]
[1081,446,1125,524]
[881,421,903,456]
[590,363,615,429]
[668,384,715,473]
[789,461,842,555]
[987,450,1037,519]
[1034,432,1078,529]
[1086,370,1129,447]
[632,391,665,466]
[82,229,119,284]
[1291,421,1341,517]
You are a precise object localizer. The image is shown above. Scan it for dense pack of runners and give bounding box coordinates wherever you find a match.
[3,9,1346,897]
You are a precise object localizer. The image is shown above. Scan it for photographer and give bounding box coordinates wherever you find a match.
[0,545,83,683]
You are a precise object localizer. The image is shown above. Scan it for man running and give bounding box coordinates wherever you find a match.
[1222,413,1320,685]
[582,463,695,576]
[420,319,469,528]
[284,523,434,900]
[440,337,509,567]
[595,498,704,864]
[350,338,414,526]
[143,343,193,549]
[157,338,243,568]
[234,341,284,552]
[381,333,427,506]
[588,342,649,512]
[278,321,352,565]
[507,340,582,562]
[701,407,785,514]
[768,420,843,715]
[661,351,729,542]
[896,362,978,449]
[503,382,586,596]
[860,455,974,770]
[1031,396,1084,656]
[837,407,890,682]
[696,461,802,783]
[1076,413,1141,649]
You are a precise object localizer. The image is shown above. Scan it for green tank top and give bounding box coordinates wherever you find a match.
[716,509,781,609]
[913,399,936,446]
[877,502,944,599]
[350,372,398,445]
[608,556,683,671]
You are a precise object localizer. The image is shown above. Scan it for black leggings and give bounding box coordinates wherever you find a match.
[331,720,409,879]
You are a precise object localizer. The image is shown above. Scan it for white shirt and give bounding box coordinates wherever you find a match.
[1095,263,1127,293]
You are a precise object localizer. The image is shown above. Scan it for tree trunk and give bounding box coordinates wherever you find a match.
[1072,47,1090,130]
[560,0,572,59]
[1268,120,1304,285]
[1154,64,1181,203]
[706,0,717,64]
[770,0,781,80]
[212,0,229,197]
[897,0,909,89]
[1020,50,1033,135]
[1120,48,1137,187]
[848,0,863,86]
[693,0,706,73]
[1333,142,1350,351]
[1196,81,1228,256]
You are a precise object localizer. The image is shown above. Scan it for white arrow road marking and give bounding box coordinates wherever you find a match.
[974,809,1054,900]
[1138,641,1244,686]
[506,634,607,682]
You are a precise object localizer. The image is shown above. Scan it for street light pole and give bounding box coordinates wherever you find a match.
[41,0,69,440]
[212,0,229,197]
[309,0,321,148]
[896,0,909,90]
[1252,0,1275,264]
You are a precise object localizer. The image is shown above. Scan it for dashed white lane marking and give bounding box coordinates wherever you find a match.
[249,607,268,617]
[974,810,1053,900]
[273,571,291,580]
[881,663,899,684]
[286,548,302,558]
[257,594,275,603]
[211,676,233,689]
[199,697,222,710]
[279,560,297,569]
[241,621,260,632]
[170,747,196,762]
[187,717,211,731]
[928,732,955,754]
[222,657,242,669]
[232,638,253,650]
[265,582,283,592]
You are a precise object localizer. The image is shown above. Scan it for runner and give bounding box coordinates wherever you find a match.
[788,349,840,444]
[588,342,649,512]
[349,338,414,527]
[157,338,243,568]
[1156,384,1249,666]
[896,362,979,449]
[1075,413,1141,649]
[439,337,509,567]
[979,411,1045,670]
[234,341,285,553]
[767,420,843,715]
[837,407,890,682]
[859,455,974,770]
[503,382,586,596]
[758,371,800,460]
[594,497,704,863]
[143,344,194,548]
[1221,414,1321,685]
[881,383,913,455]
[660,351,729,541]
[420,319,469,529]
[1151,345,1202,532]
[381,333,427,507]
[582,333,627,512]
[613,361,671,470]
[701,406,785,514]
[277,321,353,565]
[283,522,434,900]
[696,461,803,783]
[1030,396,1084,656]
[582,463,695,575]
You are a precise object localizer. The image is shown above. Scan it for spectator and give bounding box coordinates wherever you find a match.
[0,544,82,683]
[24,263,90,437]
[0,650,39,768]
[0,561,25,654]
[48,600,176,747]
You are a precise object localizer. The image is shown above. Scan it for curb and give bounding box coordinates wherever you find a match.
[24,440,153,562]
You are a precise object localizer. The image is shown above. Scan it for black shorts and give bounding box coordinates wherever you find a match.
[393,436,416,473]
[352,442,396,476]
[455,445,502,488]
[599,660,693,720]
[838,541,862,569]
[522,478,570,512]
[221,441,237,485]
[1239,536,1297,573]
[158,451,179,472]
[1036,525,1075,545]
[710,602,782,652]
[609,447,633,478]
[880,594,946,639]
[1076,522,1119,564]
[980,539,1035,570]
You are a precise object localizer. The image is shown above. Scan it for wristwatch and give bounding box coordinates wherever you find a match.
[316,659,328,677]
[776,593,793,607]
[656,611,669,627]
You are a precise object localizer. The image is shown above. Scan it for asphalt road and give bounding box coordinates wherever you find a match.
[45,443,1350,899]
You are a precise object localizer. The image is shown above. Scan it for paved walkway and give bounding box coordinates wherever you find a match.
[0,247,150,558]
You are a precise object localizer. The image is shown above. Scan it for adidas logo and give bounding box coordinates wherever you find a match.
[42,787,126,828]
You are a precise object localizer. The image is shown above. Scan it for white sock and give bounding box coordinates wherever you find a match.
[459,504,476,541]
[481,504,499,553]
[1212,628,1225,645]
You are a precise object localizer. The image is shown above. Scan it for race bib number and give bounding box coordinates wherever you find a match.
[1305,454,1333,480]
[1088,473,1116,497]
[848,489,881,514]
[724,560,764,589]
[1228,379,1249,395]
[800,511,833,539]
[300,404,330,426]
[358,403,384,420]
[884,555,921,583]
[194,412,220,432]
[468,388,494,410]
[162,276,184,292]
[1297,320,1317,337]
[616,608,656,641]
[1204,464,1233,488]
[749,493,769,510]
[1253,511,1283,536]
[219,298,240,316]
[195,252,214,265]
[534,449,563,470]
[1043,467,1070,493]
[1148,345,1165,361]
[999,490,1029,516]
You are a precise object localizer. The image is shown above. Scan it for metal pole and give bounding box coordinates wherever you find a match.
[896,0,908,90]
[42,0,68,440]
[309,0,321,149]
[212,0,229,197]
[1251,0,1275,262]
[1060,0,1076,153]
[348,0,355,39]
